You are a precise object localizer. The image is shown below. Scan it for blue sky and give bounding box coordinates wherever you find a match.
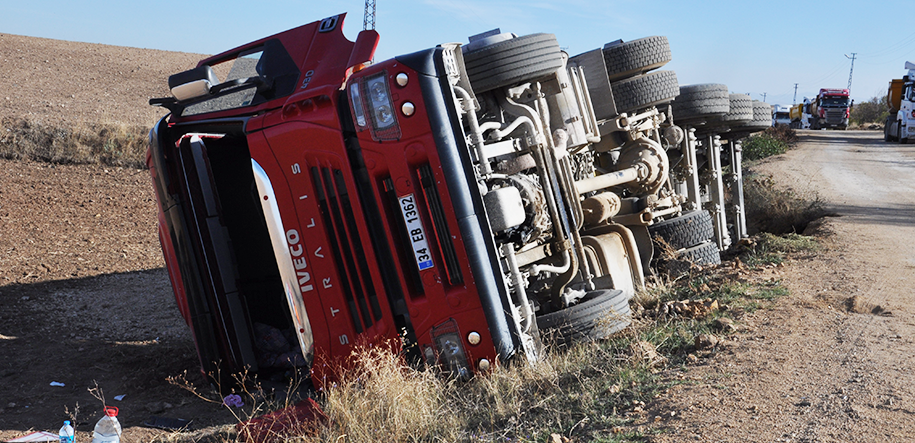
[3,0,914,106]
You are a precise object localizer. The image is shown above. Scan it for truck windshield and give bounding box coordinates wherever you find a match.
[181,39,301,117]
[821,97,849,107]
[183,51,264,116]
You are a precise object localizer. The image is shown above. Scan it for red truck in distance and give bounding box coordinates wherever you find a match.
[808,88,851,130]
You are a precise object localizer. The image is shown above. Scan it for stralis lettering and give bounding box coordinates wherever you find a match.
[286,229,314,292]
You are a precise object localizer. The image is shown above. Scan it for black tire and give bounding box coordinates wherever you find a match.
[885,117,896,142]
[536,289,631,346]
[602,36,672,82]
[611,70,679,114]
[670,83,730,123]
[649,210,715,251]
[731,100,771,133]
[708,94,753,128]
[678,241,721,266]
[463,33,564,93]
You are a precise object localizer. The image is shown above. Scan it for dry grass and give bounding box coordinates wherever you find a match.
[0,116,149,169]
[299,265,794,442]
[149,266,796,442]
[304,340,655,442]
[314,345,461,442]
[743,173,831,235]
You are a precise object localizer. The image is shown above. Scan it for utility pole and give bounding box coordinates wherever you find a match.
[364,0,376,31]
[760,92,767,102]
[793,83,798,104]
[845,53,857,92]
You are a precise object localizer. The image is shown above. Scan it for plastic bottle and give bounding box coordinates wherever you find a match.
[58,420,74,443]
[91,406,122,443]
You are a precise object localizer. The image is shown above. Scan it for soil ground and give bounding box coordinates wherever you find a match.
[0,34,237,442]
[0,159,242,442]
[642,130,915,442]
[0,33,201,126]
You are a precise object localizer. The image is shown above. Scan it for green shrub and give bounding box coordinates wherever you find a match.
[742,132,789,160]
[850,95,889,126]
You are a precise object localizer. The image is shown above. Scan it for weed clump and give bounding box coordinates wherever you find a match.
[317,345,460,442]
[738,232,819,269]
[740,125,797,160]
[0,116,149,168]
[743,174,831,235]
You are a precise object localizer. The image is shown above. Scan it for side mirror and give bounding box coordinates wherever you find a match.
[168,66,219,102]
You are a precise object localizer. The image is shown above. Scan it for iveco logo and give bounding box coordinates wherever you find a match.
[319,16,338,33]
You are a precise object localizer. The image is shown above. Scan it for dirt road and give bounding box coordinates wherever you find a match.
[649,130,915,442]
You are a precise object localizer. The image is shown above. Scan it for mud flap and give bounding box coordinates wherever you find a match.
[582,223,645,296]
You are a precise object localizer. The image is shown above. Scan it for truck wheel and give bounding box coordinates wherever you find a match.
[536,289,631,346]
[602,36,672,82]
[611,70,679,114]
[670,83,730,124]
[706,93,753,130]
[898,121,906,144]
[648,210,715,251]
[463,33,564,93]
[730,101,771,133]
[678,241,721,266]
[885,117,896,141]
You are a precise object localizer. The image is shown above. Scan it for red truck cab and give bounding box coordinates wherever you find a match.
[149,14,641,387]
[810,88,851,130]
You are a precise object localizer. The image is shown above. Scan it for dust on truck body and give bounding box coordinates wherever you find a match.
[884,61,915,143]
[809,88,851,130]
[147,14,648,384]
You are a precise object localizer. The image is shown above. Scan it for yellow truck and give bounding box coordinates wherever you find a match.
[788,103,807,129]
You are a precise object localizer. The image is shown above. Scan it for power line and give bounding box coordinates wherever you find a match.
[845,53,857,92]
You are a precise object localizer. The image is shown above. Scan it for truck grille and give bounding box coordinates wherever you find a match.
[418,164,463,285]
[311,165,383,333]
[382,177,425,295]
[826,109,845,124]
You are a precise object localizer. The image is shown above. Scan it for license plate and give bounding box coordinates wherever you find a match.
[398,194,434,271]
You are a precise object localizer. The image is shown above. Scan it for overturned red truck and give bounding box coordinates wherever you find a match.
[148,14,697,385]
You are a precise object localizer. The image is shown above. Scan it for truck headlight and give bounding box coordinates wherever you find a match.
[430,319,470,379]
[347,70,402,141]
